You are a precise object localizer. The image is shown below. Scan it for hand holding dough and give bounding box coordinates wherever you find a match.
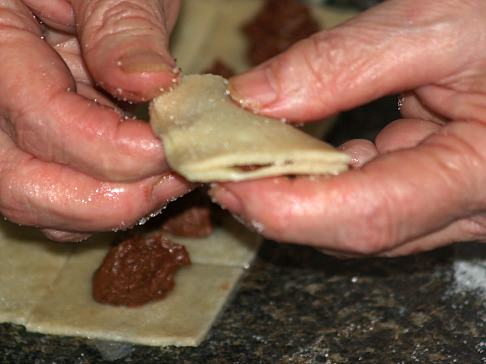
[150,75,350,182]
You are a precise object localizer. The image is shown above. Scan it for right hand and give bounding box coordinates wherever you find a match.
[213,0,486,257]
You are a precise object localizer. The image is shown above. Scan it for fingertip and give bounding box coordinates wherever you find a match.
[375,118,441,154]
[118,50,175,75]
[100,51,180,102]
[23,0,75,33]
[339,139,378,168]
[208,184,244,214]
[151,173,192,202]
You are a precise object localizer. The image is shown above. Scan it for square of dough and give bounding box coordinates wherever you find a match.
[183,0,357,74]
[169,216,261,268]
[0,222,72,325]
[185,0,262,74]
[170,0,220,73]
[26,242,244,346]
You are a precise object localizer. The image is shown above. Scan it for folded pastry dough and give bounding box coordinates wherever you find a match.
[150,75,350,182]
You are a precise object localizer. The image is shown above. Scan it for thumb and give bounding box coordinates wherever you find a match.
[229,0,480,121]
[71,0,181,101]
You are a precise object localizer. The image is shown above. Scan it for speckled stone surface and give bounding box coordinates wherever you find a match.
[0,241,484,363]
[2,1,485,362]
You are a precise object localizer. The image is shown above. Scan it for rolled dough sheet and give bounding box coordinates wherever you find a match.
[182,0,262,74]
[169,215,261,267]
[177,0,357,74]
[150,75,350,182]
[26,242,243,347]
[170,0,220,73]
[0,222,72,325]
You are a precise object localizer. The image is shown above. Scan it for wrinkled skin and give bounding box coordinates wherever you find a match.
[211,0,486,257]
[0,0,189,241]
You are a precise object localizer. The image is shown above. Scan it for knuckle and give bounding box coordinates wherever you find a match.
[295,35,328,90]
[302,31,347,82]
[462,217,486,242]
[274,29,367,114]
[426,123,486,209]
[276,33,343,102]
[81,0,164,53]
[244,196,292,238]
[42,229,91,243]
[304,28,371,85]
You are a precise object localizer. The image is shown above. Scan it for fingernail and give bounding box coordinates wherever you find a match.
[208,184,243,215]
[41,229,91,243]
[119,51,174,73]
[152,173,191,201]
[229,66,277,109]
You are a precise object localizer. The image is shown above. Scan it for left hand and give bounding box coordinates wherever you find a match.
[0,0,189,242]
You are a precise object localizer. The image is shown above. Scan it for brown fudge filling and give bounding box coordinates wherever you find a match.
[131,189,215,238]
[159,190,214,238]
[161,202,213,238]
[92,233,190,307]
[204,59,236,78]
[92,190,214,307]
[242,0,320,66]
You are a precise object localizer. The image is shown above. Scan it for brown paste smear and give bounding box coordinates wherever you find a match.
[204,59,236,79]
[242,0,320,66]
[159,190,214,238]
[92,233,191,307]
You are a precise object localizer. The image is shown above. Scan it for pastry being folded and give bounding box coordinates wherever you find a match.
[150,75,350,182]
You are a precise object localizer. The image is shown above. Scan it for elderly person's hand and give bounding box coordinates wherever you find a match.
[212,0,486,256]
[0,0,189,241]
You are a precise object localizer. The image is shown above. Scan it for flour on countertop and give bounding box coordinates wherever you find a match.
[452,243,486,300]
